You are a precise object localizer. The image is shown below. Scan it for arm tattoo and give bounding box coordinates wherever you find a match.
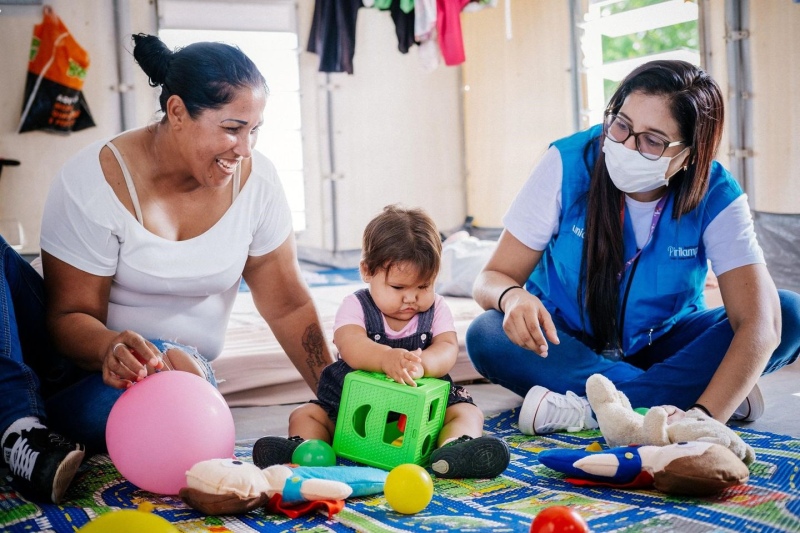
[302,323,328,386]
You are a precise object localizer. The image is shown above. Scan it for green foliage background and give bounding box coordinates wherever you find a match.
[599,0,699,99]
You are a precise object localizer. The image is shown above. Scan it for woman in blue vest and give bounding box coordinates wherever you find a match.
[466,60,800,437]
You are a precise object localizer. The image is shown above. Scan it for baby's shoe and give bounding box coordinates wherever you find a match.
[429,435,509,479]
[252,436,304,468]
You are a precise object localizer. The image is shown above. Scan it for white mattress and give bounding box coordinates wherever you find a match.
[212,284,485,407]
[213,280,724,408]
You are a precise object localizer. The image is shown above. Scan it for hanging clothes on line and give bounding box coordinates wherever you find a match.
[415,0,439,71]
[364,0,416,54]
[415,0,437,42]
[307,0,363,74]
[307,0,498,73]
[436,0,471,66]
[371,0,414,12]
[389,0,416,54]
[437,0,497,66]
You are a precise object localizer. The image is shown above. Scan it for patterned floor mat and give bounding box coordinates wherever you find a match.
[2,408,799,532]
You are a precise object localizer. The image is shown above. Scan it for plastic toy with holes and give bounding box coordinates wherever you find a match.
[333,370,450,470]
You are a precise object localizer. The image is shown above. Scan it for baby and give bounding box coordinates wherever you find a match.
[253,205,509,479]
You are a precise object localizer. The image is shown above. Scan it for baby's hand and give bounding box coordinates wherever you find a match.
[382,348,423,386]
[406,349,424,380]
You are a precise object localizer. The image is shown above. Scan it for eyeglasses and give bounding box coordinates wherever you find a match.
[603,113,685,161]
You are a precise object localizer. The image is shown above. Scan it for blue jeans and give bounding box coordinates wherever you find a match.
[466,290,800,409]
[1,235,217,453]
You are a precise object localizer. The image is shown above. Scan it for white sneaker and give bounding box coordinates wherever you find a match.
[518,386,599,435]
[729,383,765,423]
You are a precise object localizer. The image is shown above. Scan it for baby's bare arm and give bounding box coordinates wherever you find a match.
[334,324,422,386]
[419,331,459,378]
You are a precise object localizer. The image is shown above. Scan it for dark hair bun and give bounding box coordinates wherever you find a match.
[131,33,266,117]
[132,33,173,87]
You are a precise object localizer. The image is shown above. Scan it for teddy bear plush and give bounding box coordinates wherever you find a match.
[179,458,387,516]
[585,374,755,464]
[538,440,750,496]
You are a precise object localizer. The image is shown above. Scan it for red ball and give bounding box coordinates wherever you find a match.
[530,505,589,533]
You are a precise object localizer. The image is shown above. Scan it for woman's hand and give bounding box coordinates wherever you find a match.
[501,290,560,357]
[473,230,556,356]
[381,348,423,386]
[103,332,164,389]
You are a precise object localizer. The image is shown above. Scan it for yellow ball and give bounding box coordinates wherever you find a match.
[384,463,434,514]
[78,508,180,533]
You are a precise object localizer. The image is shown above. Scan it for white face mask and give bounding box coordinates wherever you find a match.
[602,141,687,194]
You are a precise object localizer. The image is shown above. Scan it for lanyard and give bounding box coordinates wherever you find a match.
[617,193,669,281]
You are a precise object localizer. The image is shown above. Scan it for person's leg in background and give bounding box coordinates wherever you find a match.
[466,290,800,435]
[466,310,645,435]
[618,289,800,415]
[617,305,733,409]
[0,235,85,503]
[466,310,648,397]
[762,290,800,373]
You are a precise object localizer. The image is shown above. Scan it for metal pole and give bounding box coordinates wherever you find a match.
[568,0,582,133]
[113,0,137,131]
[324,73,339,253]
[724,0,753,205]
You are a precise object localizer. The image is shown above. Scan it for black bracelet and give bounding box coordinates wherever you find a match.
[689,403,713,418]
[497,285,523,312]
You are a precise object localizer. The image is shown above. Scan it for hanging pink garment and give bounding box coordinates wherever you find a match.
[436,0,472,66]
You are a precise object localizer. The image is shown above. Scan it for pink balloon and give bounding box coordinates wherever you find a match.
[106,371,235,495]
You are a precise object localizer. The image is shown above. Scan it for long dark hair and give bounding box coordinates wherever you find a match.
[581,60,724,350]
[131,34,267,119]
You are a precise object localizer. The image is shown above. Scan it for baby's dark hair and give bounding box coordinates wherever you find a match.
[131,33,267,119]
[361,205,442,282]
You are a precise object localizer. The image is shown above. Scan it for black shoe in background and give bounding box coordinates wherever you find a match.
[3,427,85,504]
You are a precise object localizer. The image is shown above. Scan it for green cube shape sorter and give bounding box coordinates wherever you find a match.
[332,370,450,471]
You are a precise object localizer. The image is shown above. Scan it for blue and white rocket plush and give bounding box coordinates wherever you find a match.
[538,441,750,496]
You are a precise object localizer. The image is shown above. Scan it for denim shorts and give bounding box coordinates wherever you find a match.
[150,339,217,388]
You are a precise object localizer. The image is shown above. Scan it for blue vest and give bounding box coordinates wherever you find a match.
[528,125,743,355]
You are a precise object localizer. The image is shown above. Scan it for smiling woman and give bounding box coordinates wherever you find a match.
[159,28,307,232]
[0,33,335,505]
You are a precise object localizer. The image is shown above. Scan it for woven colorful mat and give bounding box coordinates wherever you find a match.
[2,408,800,532]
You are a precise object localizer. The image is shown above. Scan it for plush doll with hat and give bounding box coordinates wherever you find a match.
[537,374,753,496]
[179,458,387,517]
[585,373,755,464]
[538,440,750,496]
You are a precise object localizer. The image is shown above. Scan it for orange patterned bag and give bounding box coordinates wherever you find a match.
[18,6,95,134]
